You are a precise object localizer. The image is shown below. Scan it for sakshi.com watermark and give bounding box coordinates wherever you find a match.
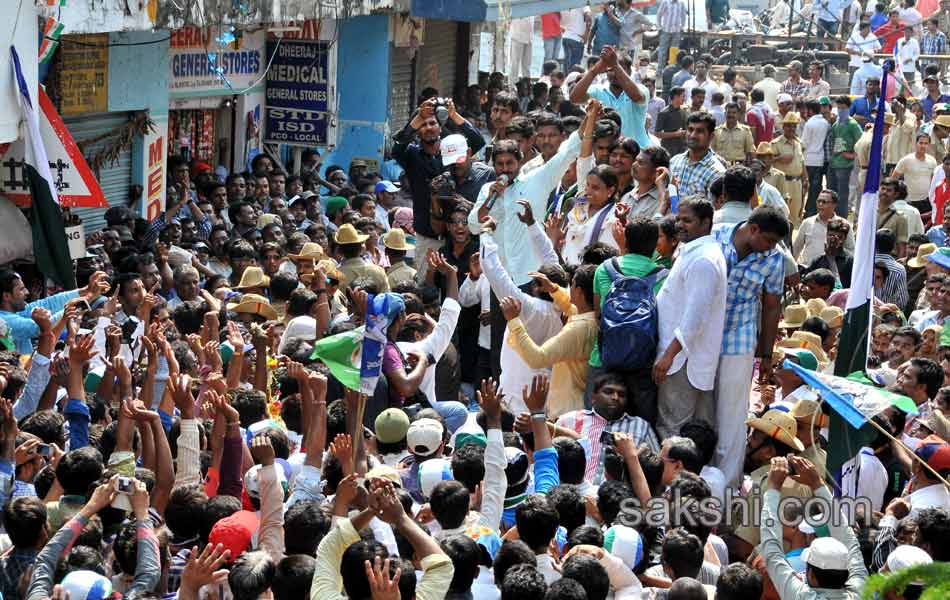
[613,488,873,530]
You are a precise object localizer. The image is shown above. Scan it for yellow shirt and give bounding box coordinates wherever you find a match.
[854,129,874,168]
[884,111,917,165]
[713,123,755,163]
[507,287,598,417]
[771,135,805,176]
[340,257,391,292]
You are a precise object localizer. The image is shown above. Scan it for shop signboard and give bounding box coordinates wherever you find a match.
[58,33,109,116]
[264,40,332,146]
[168,27,266,97]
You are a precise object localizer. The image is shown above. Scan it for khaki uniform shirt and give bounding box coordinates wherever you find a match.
[885,112,918,165]
[855,129,874,169]
[713,123,755,163]
[771,135,805,177]
[928,135,949,164]
[877,205,909,244]
[386,261,417,289]
[764,166,790,200]
[340,257,391,292]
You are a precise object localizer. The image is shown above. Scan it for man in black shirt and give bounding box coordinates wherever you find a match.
[392,98,485,279]
[655,86,689,156]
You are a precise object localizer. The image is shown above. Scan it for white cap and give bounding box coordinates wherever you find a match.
[407,418,445,456]
[418,457,453,500]
[440,134,469,166]
[777,93,794,104]
[886,544,933,572]
[278,316,317,354]
[802,537,849,571]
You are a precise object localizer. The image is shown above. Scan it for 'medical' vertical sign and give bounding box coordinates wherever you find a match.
[264,40,331,146]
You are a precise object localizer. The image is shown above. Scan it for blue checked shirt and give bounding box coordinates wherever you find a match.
[714,222,785,355]
[922,31,947,64]
[669,148,727,198]
[657,0,688,33]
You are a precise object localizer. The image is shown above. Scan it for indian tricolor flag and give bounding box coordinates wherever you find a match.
[825,59,893,492]
[38,17,64,66]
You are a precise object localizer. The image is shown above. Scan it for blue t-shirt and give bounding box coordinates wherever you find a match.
[588,83,652,150]
[591,12,620,54]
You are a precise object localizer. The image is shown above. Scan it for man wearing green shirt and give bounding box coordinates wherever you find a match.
[829,95,864,217]
[586,216,666,422]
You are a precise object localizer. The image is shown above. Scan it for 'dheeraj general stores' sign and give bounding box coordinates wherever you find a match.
[169,27,265,96]
[264,40,331,146]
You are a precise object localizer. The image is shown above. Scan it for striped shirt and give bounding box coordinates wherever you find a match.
[555,409,659,485]
[875,252,909,309]
[657,0,688,33]
[922,31,947,59]
[714,222,786,355]
[670,148,727,198]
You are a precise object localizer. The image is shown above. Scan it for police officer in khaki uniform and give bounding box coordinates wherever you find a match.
[336,223,391,292]
[855,114,895,214]
[755,141,790,208]
[712,102,756,164]
[383,228,417,289]
[929,114,950,164]
[771,112,807,227]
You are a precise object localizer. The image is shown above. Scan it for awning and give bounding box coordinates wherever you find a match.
[410,0,603,22]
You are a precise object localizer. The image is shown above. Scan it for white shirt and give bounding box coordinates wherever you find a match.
[897,37,921,73]
[893,199,925,237]
[801,114,831,167]
[561,8,587,42]
[562,201,621,266]
[900,7,923,30]
[758,181,789,218]
[374,203,391,231]
[840,447,888,512]
[473,567,501,600]
[792,214,857,266]
[510,17,534,44]
[655,234,727,390]
[701,465,727,512]
[683,77,720,109]
[459,274,491,350]
[909,481,950,513]
[847,32,881,68]
[469,132,581,286]
[397,297,461,405]
[536,554,562,585]
[480,234,563,415]
[754,77,783,111]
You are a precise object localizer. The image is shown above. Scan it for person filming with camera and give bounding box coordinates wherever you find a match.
[393,96,486,279]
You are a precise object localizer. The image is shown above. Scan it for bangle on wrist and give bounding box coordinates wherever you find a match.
[530,412,547,421]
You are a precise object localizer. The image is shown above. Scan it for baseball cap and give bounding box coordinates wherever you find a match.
[777,93,793,104]
[603,525,644,570]
[407,418,444,456]
[325,196,349,217]
[779,348,819,372]
[440,134,469,166]
[209,510,260,561]
[818,96,832,106]
[450,418,487,450]
[913,438,950,474]
[886,544,933,572]
[927,247,950,270]
[925,74,939,83]
[375,408,411,444]
[243,462,289,504]
[418,457,453,500]
[61,570,113,600]
[505,446,531,498]
[375,180,400,194]
[802,537,849,570]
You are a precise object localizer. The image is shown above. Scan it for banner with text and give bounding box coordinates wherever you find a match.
[169,27,266,97]
[264,40,333,146]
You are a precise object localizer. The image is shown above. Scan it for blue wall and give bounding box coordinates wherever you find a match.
[108,31,169,116]
[321,15,390,173]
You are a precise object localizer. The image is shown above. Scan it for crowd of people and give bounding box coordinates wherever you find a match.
[3,6,950,599]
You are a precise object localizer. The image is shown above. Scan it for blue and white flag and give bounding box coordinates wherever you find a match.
[359,293,406,396]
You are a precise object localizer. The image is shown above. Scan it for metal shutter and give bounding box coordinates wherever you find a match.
[63,112,133,233]
[390,44,415,129]
[416,20,459,101]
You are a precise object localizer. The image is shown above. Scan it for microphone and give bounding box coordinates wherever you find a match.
[484,174,509,211]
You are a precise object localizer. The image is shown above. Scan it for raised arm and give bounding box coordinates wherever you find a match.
[477,378,508,532]
[602,46,645,103]
[569,53,607,103]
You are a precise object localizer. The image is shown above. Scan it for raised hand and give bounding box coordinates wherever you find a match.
[468,253,482,279]
[516,199,535,226]
[499,296,522,321]
[477,377,504,423]
[85,476,119,514]
[330,433,355,475]
[31,308,52,333]
[250,435,276,467]
[369,480,406,525]
[544,214,566,248]
[522,374,550,413]
[427,251,458,277]
[527,271,558,295]
[68,334,98,365]
[365,557,401,600]
[180,543,231,592]
[167,374,196,420]
[614,202,630,225]
[83,271,111,300]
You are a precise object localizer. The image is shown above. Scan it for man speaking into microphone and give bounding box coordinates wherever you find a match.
[469,109,588,287]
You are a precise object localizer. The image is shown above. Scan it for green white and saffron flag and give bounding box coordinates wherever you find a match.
[309,327,364,391]
[38,17,64,66]
[828,59,893,492]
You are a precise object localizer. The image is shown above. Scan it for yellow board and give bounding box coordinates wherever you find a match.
[58,34,109,116]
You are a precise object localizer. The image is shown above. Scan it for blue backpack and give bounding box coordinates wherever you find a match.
[599,258,667,371]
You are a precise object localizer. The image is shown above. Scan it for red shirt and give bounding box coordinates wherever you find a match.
[541,12,562,39]
[746,105,775,146]
[933,178,950,222]
[874,22,903,53]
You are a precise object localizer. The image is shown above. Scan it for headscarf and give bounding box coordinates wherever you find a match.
[393,207,414,234]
